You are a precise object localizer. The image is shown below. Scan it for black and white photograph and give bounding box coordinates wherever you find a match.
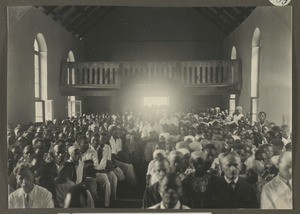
[5,3,293,211]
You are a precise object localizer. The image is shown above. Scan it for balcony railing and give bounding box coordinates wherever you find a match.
[60,60,241,89]
[60,62,120,88]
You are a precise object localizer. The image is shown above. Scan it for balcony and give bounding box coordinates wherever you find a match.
[60,60,242,95]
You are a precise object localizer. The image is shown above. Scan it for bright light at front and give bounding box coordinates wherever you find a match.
[143,97,169,107]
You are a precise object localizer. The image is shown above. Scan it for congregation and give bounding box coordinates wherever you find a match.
[7,106,292,209]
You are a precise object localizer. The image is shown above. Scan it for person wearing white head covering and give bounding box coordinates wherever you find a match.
[175,141,190,150]
[185,151,211,208]
[177,148,190,157]
[67,146,84,184]
[189,141,203,152]
[146,150,168,186]
[159,133,170,141]
[184,135,195,143]
[175,148,193,180]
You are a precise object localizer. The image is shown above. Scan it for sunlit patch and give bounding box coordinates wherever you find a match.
[143,97,169,107]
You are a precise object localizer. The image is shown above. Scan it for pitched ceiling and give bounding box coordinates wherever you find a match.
[35,6,255,39]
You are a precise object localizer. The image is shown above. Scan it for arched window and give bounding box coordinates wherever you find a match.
[231,46,237,60]
[229,46,237,114]
[67,51,82,117]
[250,27,261,124]
[67,51,75,85]
[34,33,48,122]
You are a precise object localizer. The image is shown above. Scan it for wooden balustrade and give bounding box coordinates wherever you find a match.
[60,60,241,89]
[121,62,179,84]
[180,60,241,87]
[61,62,120,88]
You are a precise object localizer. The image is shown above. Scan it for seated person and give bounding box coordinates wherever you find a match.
[9,163,54,208]
[146,150,167,187]
[109,127,138,187]
[54,163,75,207]
[82,134,117,207]
[168,150,193,207]
[186,151,215,208]
[205,152,258,208]
[148,172,190,209]
[143,158,170,208]
[261,151,292,209]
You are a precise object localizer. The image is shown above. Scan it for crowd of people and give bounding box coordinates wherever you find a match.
[7,106,292,209]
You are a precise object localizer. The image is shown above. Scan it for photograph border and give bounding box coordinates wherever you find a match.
[1,0,299,214]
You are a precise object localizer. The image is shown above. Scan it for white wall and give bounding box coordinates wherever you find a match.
[222,6,292,127]
[7,7,85,126]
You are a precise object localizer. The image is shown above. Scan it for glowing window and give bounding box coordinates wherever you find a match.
[143,97,169,107]
[229,94,236,115]
[34,33,47,123]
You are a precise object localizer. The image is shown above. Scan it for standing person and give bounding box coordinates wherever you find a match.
[147,172,190,209]
[205,152,258,208]
[9,163,54,208]
[255,112,270,133]
[261,151,292,209]
[125,115,140,161]
[231,106,244,125]
[281,125,291,147]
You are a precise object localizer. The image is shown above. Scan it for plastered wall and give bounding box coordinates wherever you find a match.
[7,7,85,126]
[222,7,292,127]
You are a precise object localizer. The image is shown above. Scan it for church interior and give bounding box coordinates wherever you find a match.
[6,5,293,209]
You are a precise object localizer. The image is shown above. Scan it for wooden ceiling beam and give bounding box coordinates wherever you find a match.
[233,7,249,20]
[42,6,58,16]
[70,7,100,34]
[213,7,240,30]
[79,7,116,37]
[60,6,86,27]
[209,8,236,32]
[53,6,72,22]
[226,7,246,25]
[204,8,232,33]
[223,7,241,23]
[194,8,229,35]
[66,6,97,32]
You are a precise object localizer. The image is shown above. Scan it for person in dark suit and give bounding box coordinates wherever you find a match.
[204,152,258,208]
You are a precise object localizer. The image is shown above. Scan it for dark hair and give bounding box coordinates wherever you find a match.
[160,172,182,195]
[203,143,216,151]
[13,162,33,176]
[255,149,266,161]
[76,135,87,142]
[258,112,267,117]
[55,163,71,184]
[270,138,284,149]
